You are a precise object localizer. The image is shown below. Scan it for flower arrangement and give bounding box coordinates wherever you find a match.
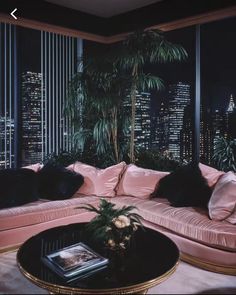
[80,199,143,252]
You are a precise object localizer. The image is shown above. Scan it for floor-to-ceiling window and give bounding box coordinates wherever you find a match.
[200,17,236,167]
[0,23,17,168]
[0,24,82,168]
[1,16,235,169]
[139,17,236,167]
[18,28,42,166]
[148,27,195,162]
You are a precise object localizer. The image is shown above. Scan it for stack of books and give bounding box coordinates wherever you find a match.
[41,242,108,282]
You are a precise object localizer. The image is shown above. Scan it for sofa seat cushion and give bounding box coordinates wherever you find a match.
[0,196,99,231]
[110,196,236,251]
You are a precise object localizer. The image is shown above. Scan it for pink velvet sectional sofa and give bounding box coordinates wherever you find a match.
[0,161,235,275]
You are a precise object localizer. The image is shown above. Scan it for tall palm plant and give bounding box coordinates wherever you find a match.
[65,55,130,163]
[65,29,187,164]
[116,29,188,162]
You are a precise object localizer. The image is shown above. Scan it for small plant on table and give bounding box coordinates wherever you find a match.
[80,199,143,252]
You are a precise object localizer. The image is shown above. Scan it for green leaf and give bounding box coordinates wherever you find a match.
[213,136,236,172]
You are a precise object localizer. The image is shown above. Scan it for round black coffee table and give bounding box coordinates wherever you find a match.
[17,223,179,294]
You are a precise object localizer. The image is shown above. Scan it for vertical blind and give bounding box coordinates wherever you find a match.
[41,32,82,159]
[0,23,16,169]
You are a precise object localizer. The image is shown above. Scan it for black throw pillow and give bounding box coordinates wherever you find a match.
[38,163,84,200]
[0,168,39,209]
[154,163,212,208]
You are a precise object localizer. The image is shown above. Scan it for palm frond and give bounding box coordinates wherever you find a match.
[120,29,188,67]
[116,53,145,71]
[212,136,236,172]
[93,118,112,155]
[119,205,137,213]
[73,129,92,152]
[77,204,100,214]
[136,73,164,91]
[150,40,188,63]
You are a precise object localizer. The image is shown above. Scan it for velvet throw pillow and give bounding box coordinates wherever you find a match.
[67,161,126,197]
[208,171,236,223]
[116,164,169,199]
[0,168,39,209]
[199,163,225,188]
[154,163,212,208]
[38,163,84,200]
[23,163,43,172]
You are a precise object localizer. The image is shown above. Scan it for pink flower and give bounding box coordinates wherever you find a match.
[113,215,130,228]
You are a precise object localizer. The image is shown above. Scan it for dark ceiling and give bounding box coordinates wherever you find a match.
[0,0,236,36]
[45,0,163,18]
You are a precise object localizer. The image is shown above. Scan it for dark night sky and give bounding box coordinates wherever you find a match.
[150,17,236,111]
[201,17,236,110]
[19,27,41,73]
[20,16,236,112]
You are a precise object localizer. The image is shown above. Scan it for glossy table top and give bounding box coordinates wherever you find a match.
[17,223,179,293]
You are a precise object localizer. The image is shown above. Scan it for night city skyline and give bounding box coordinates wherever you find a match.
[0,16,236,168]
[19,17,236,109]
[17,16,236,113]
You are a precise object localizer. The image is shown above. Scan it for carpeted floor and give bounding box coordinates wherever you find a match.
[0,251,235,294]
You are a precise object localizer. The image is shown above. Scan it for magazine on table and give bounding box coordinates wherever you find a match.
[41,242,108,280]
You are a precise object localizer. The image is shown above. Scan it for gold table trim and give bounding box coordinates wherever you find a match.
[17,249,179,294]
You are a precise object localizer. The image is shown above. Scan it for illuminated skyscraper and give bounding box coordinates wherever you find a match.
[0,116,15,169]
[226,94,235,113]
[226,94,236,139]
[150,111,159,149]
[21,71,45,165]
[124,92,151,149]
[181,103,213,164]
[180,104,193,161]
[212,109,226,140]
[199,106,213,164]
[168,82,191,160]
[152,101,169,151]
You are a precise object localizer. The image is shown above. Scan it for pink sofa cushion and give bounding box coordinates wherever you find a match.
[116,164,169,199]
[110,196,236,251]
[67,162,126,197]
[23,163,42,172]
[0,195,99,231]
[226,211,236,224]
[199,163,225,187]
[208,171,236,222]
